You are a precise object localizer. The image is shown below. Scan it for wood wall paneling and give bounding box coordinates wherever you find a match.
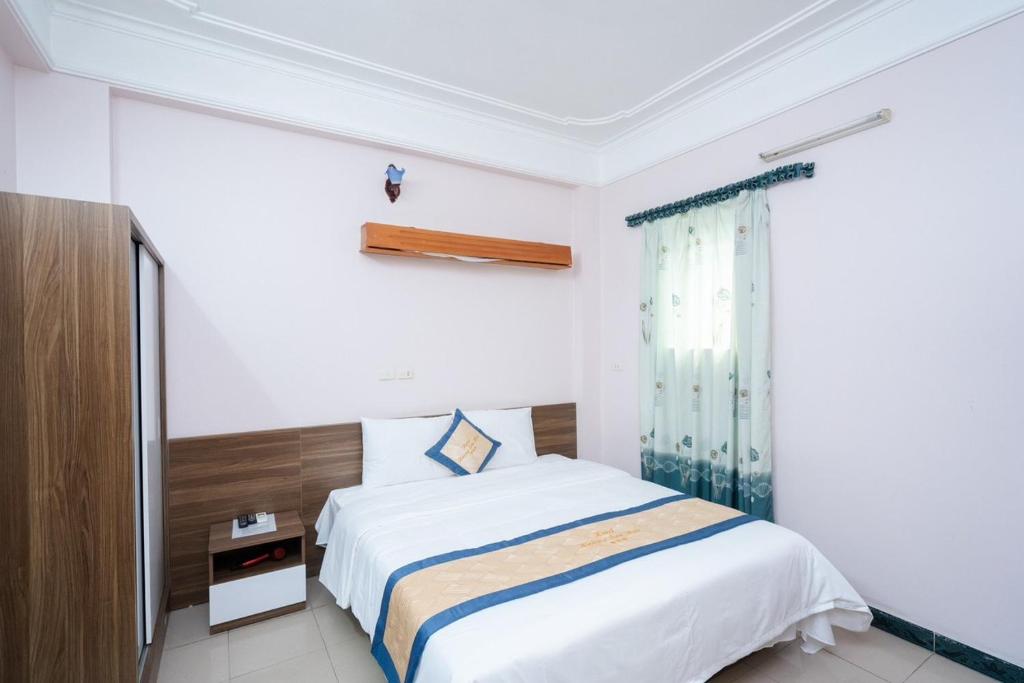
[167,403,576,609]
[532,402,578,459]
[299,422,362,574]
[167,430,302,609]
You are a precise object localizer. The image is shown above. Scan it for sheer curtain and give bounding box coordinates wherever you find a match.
[639,188,773,520]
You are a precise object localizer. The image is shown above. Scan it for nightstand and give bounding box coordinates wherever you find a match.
[207,510,307,634]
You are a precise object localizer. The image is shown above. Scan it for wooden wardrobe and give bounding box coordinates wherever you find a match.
[0,192,169,682]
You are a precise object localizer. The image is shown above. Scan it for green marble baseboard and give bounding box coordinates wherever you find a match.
[869,607,1022,682]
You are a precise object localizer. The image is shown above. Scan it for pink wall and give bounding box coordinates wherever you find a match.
[590,14,1024,666]
[0,46,14,191]
[14,68,110,202]
[6,12,1022,665]
[570,184,603,460]
[110,97,580,438]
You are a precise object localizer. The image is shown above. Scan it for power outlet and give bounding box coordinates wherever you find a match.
[378,369,396,381]
[396,368,414,380]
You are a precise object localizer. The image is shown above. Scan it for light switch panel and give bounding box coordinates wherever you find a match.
[396,368,414,380]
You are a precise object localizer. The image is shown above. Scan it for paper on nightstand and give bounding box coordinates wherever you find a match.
[231,513,277,539]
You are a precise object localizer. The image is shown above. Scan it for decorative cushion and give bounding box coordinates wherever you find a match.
[424,409,502,476]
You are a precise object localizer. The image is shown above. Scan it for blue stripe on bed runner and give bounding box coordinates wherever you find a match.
[370,494,756,683]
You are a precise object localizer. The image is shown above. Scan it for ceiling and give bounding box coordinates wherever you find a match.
[67,0,858,140]
[6,0,1024,184]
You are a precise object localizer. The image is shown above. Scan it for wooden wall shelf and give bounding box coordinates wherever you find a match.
[360,222,572,270]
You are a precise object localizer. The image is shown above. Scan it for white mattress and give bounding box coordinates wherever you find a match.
[315,455,871,683]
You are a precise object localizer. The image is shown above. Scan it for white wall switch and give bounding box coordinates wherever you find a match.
[378,369,396,381]
[396,368,414,380]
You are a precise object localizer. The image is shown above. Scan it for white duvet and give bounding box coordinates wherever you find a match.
[315,455,871,683]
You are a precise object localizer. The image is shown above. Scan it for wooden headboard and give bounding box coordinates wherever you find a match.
[166,403,576,609]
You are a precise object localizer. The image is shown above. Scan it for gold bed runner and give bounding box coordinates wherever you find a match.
[371,494,752,683]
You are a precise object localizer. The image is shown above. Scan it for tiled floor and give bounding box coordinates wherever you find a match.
[158,578,381,683]
[158,579,994,682]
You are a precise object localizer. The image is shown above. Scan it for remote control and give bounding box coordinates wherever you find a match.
[255,512,268,525]
[247,513,256,525]
[237,514,248,529]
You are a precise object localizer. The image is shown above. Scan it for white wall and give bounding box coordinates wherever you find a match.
[111,97,578,438]
[588,14,1024,667]
[14,68,110,202]
[0,46,14,191]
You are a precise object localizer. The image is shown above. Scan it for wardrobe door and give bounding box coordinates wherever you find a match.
[139,244,164,644]
[131,242,146,658]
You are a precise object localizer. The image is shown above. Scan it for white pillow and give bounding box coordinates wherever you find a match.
[456,407,537,469]
[361,414,455,488]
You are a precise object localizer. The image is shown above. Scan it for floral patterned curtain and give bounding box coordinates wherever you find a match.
[639,188,773,520]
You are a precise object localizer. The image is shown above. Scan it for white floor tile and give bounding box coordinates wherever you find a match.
[158,599,998,683]
[755,645,888,683]
[905,655,997,683]
[307,577,335,610]
[165,604,212,650]
[314,605,366,646]
[741,638,795,671]
[710,660,758,683]
[728,668,778,683]
[228,610,325,678]
[230,649,338,683]
[158,634,229,683]
[709,660,748,682]
[827,627,932,683]
[326,634,384,683]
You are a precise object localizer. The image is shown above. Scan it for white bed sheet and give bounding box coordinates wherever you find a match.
[315,455,871,683]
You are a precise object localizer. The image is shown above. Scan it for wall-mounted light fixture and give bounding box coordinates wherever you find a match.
[384,164,405,203]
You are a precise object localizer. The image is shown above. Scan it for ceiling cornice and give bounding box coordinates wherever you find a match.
[7,0,1024,186]
[147,0,856,129]
[596,0,1024,184]
[45,0,601,185]
[1,0,53,69]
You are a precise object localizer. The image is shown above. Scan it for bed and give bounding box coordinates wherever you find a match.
[315,452,871,683]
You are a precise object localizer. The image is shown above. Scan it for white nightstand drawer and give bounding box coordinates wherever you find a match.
[209,563,306,626]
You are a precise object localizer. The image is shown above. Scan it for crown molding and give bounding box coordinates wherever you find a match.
[7,0,1023,186]
[49,0,873,140]
[47,0,603,185]
[146,0,854,129]
[595,0,1024,184]
[1,0,53,68]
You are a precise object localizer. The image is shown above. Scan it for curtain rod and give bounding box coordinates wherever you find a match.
[624,162,815,228]
[760,110,889,162]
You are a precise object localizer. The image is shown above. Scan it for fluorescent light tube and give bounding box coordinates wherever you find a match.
[759,109,892,162]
